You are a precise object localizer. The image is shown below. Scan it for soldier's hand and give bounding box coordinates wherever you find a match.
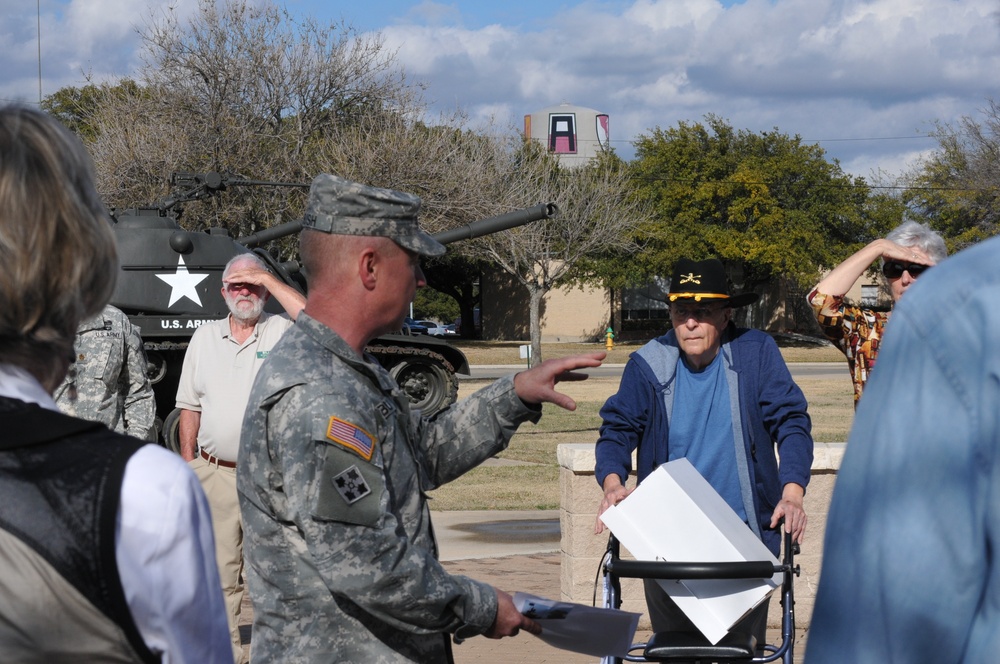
[485,589,542,639]
[513,352,605,411]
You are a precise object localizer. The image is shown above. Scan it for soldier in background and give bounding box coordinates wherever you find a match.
[54,303,157,441]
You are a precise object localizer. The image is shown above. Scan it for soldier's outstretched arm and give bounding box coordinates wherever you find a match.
[512,352,606,411]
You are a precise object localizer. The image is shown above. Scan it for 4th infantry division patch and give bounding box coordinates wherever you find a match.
[333,465,371,504]
[326,416,375,461]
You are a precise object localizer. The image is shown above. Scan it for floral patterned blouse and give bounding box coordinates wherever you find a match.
[808,289,891,408]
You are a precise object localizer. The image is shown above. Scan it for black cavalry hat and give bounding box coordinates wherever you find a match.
[667,258,759,308]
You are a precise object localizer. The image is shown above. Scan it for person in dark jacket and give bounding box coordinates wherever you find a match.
[594,257,813,647]
[0,104,230,663]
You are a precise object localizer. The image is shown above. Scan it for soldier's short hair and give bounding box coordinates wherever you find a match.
[0,104,117,389]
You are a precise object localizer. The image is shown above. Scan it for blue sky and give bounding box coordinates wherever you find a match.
[2,0,999,178]
[292,0,746,31]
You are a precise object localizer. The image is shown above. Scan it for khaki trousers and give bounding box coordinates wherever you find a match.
[191,455,244,664]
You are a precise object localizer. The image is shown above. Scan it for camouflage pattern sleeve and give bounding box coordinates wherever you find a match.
[54,305,154,439]
[120,312,156,441]
[411,374,542,489]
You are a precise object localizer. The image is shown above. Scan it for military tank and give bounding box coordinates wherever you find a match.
[107,172,557,448]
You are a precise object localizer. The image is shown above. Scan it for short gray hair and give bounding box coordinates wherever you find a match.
[223,252,268,280]
[885,219,948,264]
[0,105,117,389]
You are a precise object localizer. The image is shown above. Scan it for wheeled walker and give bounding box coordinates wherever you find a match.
[599,530,799,663]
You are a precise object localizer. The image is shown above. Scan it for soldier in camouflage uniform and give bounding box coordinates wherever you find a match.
[237,174,605,662]
[54,303,156,441]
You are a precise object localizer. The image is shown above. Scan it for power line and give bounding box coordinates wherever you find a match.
[627,174,994,194]
[37,0,42,104]
[805,135,937,143]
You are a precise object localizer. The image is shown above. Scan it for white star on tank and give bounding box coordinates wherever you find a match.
[156,255,210,307]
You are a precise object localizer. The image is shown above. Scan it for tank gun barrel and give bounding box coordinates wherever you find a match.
[237,220,304,247]
[431,202,558,245]
[239,203,558,249]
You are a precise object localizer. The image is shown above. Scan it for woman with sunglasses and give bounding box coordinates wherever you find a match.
[807,219,947,407]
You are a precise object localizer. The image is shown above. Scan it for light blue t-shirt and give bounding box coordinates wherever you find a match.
[669,352,747,521]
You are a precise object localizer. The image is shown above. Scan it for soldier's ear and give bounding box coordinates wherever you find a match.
[358,247,379,290]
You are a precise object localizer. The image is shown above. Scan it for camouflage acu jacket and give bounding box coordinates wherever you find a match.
[237,313,540,663]
[53,305,156,440]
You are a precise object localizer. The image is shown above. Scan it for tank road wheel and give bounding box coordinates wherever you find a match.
[161,407,182,454]
[387,352,459,417]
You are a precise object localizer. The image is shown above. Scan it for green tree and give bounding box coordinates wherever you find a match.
[623,115,889,297]
[41,79,145,142]
[412,286,460,326]
[421,253,484,337]
[903,98,1000,250]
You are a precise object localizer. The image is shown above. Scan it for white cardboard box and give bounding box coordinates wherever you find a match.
[599,458,780,644]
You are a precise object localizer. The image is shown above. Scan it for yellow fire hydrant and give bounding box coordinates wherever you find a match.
[605,327,615,351]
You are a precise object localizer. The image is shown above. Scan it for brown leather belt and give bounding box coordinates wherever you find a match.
[200,448,236,469]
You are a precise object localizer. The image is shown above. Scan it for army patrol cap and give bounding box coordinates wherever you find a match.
[302,174,446,257]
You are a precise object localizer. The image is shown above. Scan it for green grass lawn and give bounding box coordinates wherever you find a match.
[449,339,847,365]
[427,339,851,510]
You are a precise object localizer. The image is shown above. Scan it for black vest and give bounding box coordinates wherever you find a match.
[0,397,157,663]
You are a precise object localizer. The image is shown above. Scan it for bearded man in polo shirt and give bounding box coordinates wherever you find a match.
[176,252,305,663]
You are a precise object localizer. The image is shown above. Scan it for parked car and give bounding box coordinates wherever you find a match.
[403,317,430,335]
[416,320,449,336]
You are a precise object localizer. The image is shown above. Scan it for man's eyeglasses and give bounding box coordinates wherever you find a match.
[670,303,725,321]
[881,261,931,280]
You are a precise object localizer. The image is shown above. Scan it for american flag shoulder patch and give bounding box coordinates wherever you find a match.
[326,416,375,461]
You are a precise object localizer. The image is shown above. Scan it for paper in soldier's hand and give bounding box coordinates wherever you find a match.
[512,592,640,658]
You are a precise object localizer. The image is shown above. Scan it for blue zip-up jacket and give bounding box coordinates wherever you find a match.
[595,324,813,555]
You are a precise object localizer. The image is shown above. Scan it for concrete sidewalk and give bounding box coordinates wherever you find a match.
[433,509,560,561]
[435,509,633,663]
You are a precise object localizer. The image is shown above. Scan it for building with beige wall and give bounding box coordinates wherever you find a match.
[481,264,612,342]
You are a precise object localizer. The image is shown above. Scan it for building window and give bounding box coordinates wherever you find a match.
[622,277,671,320]
[548,114,577,153]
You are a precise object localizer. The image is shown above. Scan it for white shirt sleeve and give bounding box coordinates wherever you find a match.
[117,445,232,663]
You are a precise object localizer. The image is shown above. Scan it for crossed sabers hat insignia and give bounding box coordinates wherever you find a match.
[679,273,701,285]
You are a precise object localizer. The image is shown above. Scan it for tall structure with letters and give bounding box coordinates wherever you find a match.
[482,102,614,342]
[523,102,611,167]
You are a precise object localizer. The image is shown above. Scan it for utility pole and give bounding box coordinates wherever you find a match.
[37,0,42,104]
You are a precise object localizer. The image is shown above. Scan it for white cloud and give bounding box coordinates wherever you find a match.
[376,0,1000,175]
[2,0,998,178]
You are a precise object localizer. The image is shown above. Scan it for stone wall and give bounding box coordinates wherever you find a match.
[558,442,845,630]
